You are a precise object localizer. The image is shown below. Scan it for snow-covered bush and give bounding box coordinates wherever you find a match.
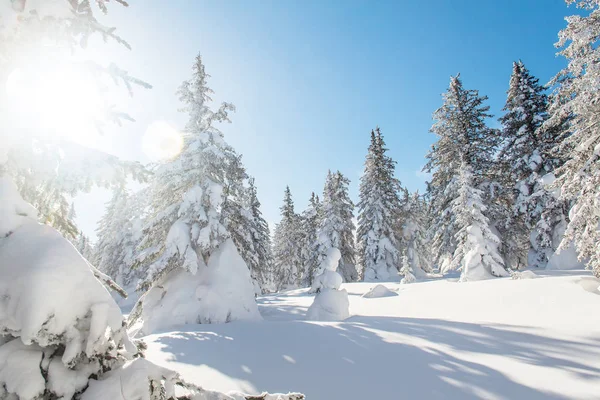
[306,248,349,321]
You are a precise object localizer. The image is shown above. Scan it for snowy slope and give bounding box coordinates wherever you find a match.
[143,271,600,399]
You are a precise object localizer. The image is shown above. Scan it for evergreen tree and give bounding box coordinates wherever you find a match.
[272,186,304,289]
[402,191,432,278]
[246,177,275,292]
[400,249,416,284]
[498,61,568,269]
[130,54,259,331]
[451,163,508,281]
[299,191,321,287]
[222,153,264,294]
[543,0,600,276]
[95,186,145,291]
[314,171,357,282]
[357,128,402,281]
[424,74,498,272]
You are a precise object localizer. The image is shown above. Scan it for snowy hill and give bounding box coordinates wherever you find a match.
[143,271,600,399]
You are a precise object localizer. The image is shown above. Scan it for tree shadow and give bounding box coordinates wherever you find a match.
[148,316,600,399]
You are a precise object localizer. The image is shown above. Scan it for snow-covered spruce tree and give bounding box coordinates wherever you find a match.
[313,171,357,283]
[400,249,416,284]
[402,191,432,278]
[130,55,260,336]
[299,191,321,287]
[450,163,509,281]
[75,230,94,260]
[357,127,402,281]
[498,60,569,269]
[94,186,146,302]
[246,177,275,293]
[222,152,264,295]
[272,186,304,290]
[424,74,499,273]
[545,0,600,276]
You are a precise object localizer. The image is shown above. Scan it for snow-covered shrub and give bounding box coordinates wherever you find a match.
[306,248,350,321]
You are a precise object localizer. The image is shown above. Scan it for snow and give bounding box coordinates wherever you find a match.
[0,177,38,236]
[306,248,350,321]
[511,270,540,280]
[0,179,131,362]
[130,238,262,336]
[361,284,398,298]
[144,270,600,400]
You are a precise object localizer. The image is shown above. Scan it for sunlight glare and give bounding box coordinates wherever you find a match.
[5,62,104,147]
[142,120,184,161]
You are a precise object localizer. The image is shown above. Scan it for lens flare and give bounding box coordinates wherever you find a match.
[142,120,184,161]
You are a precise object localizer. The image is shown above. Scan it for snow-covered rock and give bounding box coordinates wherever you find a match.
[130,238,262,336]
[362,284,398,298]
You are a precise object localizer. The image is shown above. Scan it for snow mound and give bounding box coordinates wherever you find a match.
[307,248,349,321]
[511,270,540,280]
[362,284,398,298]
[130,238,262,336]
[306,288,350,321]
[578,277,600,296]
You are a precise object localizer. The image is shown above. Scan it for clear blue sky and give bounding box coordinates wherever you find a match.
[77,0,575,239]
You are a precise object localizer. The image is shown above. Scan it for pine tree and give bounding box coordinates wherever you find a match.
[400,249,416,284]
[498,61,568,269]
[402,191,432,278]
[94,186,145,292]
[222,153,264,295]
[451,163,508,281]
[546,0,600,276]
[299,191,321,287]
[130,54,259,332]
[246,177,275,292]
[272,186,304,290]
[314,171,357,282]
[357,127,402,281]
[424,74,499,272]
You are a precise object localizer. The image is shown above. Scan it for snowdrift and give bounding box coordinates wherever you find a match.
[361,284,398,298]
[145,270,600,400]
[129,238,262,336]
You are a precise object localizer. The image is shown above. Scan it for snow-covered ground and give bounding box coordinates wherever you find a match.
[144,270,600,399]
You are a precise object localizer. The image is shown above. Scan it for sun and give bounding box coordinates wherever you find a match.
[4,60,105,148]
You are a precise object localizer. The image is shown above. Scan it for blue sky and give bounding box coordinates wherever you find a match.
[77,0,575,239]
